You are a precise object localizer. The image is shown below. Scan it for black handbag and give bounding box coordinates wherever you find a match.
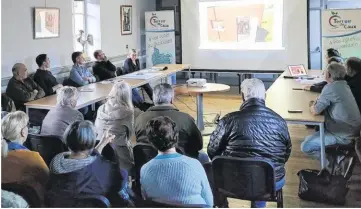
[297,169,349,205]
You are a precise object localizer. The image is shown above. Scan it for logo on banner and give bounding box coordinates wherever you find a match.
[329,11,356,30]
[150,13,169,28]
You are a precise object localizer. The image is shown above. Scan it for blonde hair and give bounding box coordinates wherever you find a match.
[57,86,79,107]
[1,111,29,142]
[108,81,134,110]
[128,49,137,58]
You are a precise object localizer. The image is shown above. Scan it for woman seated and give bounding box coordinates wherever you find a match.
[123,49,154,111]
[95,81,139,173]
[1,111,49,203]
[140,116,213,207]
[41,86,84,138]
[46,120,130,207]
[344,57,361,112]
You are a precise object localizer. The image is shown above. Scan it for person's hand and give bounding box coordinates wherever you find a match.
[96,127,115,153]
[82,77,89,81]
[33,89,38,95]
[309,100,315,107]
[56,84,63,89]
[303,85,312,91]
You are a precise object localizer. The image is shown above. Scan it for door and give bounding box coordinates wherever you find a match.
[309,9,322,70]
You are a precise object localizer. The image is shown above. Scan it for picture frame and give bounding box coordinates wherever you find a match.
[120,5,132,35]
[288,64,308,76]
[33,7,60,39]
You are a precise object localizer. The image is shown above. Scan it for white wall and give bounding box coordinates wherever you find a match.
[100,0,156,57]
[1,0,156,78]
[1,0,74,78]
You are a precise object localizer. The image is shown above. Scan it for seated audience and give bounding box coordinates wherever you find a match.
[6,63,45,111]
[1,139,29,208]
[135,83,207,162]
[95,81,136,172]
[345,57,361,112]
[1,111,49,202]
[69,51,96,86]
[207,78,291,208]
[33,54,63,96]
[41,86,84,137]
[304,48,343,92]
[302,63,361,161]
[46,121,129,207]
[140,116,213,207]
[92,50,117,81]
[124,49,154,110]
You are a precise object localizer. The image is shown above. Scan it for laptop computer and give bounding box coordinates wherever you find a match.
[288,64,308,77]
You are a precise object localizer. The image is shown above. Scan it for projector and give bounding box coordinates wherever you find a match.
[186,78,207,87]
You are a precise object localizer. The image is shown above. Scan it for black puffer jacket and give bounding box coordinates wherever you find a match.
[207,98,292,181]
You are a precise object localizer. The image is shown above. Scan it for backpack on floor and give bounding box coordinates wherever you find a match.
[297,169,349,205]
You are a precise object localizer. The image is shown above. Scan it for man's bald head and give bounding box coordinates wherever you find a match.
[12,63,28,80]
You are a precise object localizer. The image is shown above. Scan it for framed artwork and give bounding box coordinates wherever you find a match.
[120,5,132,35]
[34,7,60,39]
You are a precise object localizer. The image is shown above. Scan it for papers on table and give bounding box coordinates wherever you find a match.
[100,79,124,84]
[79,86,95,92]
[297,77,325,85]
[120,71,163,80]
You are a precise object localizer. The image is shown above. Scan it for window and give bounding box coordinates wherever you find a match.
[72,0,86,52]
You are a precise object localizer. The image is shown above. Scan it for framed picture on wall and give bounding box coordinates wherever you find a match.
[34,7,60,39]
[120,5,132,35]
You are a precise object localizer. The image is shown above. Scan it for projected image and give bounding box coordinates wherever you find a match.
[200,0,283,50]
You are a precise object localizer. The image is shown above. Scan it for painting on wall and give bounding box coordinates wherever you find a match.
[120,5,132,35]
[34,7,60,39]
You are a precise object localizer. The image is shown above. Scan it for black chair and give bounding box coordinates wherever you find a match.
[132,143,158,195]
[63,77,80,87]
[25,134,68,166]
[74,195,111,208]
[141,199,208,208]
[2,183,41,207]
[101,143,118,163]
[325,142,356,179]
[212,156,283,208]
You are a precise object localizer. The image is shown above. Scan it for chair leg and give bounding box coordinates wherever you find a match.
[277,189,283,208]
[344,156,355,179]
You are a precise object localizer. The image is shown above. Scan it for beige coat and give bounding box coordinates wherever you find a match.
[95,99,135,172]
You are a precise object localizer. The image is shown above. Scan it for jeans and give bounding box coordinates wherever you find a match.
[132,89,144,107]
[301,131,351,161]
[251,177,285,208]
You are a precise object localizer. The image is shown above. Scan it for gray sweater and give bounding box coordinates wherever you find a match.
[41,105,84,138]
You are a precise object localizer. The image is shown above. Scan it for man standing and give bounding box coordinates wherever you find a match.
[6,63,45,111]
[135,83,207,162]
[33,54,63,96]
[208,78,291,208]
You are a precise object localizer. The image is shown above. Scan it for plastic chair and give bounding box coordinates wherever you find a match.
[2,183,41,207]
[74,195,111,208]
[325,142,356,179]
[25,134,68,166]
[132,143,158,195]
[212,156,283,208]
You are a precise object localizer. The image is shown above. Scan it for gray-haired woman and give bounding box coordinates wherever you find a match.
[95,81,138,172]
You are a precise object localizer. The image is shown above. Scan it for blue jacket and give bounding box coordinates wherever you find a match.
[69,64,96,86]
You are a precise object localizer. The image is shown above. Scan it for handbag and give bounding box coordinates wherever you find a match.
[297,169,349,205]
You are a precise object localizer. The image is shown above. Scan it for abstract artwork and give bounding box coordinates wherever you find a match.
[120,5,132,35]
[34,7,60,39]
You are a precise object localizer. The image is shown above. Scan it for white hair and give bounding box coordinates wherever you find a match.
[1,111,29,142]
[153,83,174,105]
[1,139,8,158]
[326,63,346,81]
[108,81,134,110]
[57,86,79,107]
[241,78,266,101]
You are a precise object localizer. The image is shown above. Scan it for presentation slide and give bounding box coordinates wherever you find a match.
[199,0,283,50]
[181,0,308,71]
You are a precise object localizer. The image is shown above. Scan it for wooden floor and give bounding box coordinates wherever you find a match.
[173,91,361,208]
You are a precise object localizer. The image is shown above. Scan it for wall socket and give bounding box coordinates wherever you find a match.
[126,44,129,50]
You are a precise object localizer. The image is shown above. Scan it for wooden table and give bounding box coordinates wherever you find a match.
[266,70,327,168]
[174,83,230,131]
[24,64,190,113]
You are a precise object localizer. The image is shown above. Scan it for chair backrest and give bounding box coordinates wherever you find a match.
[101,143,118,163]
[2,183,41,207]
[74,195,111,208]
[133,143,158,170]
[212,156,276,201]
[25,134,68,166]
